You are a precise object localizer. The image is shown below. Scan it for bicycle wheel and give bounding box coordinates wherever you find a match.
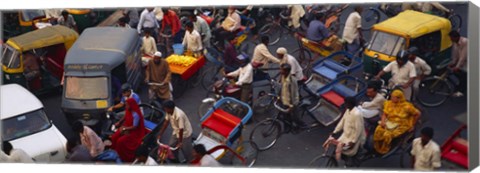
[399,144,412,168]
[171,74,188,99]
[449,14,462,32]
[291,48,312,71]
[249,119,282,151]
[416,77,453,107]
[308,154,338,168]
[258,23,282,46]
[200,66,222,92]
[252,94,276,122]
[361,8,381,31]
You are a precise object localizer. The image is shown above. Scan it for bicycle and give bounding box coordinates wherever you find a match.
[416,67,460,107]
[249,94,320,151]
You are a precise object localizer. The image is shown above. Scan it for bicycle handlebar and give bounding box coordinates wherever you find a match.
[148,82,165,86]
[274,99,290,113]
[157,139,179,151]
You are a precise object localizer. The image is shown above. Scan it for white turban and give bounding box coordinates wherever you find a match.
[276,47,287,54]
[154,51,162,57]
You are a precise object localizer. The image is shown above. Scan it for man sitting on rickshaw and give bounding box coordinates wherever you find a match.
[323,96,366,161]
[22,52,41,89]
[358,81,386,131]
[191,144,221,167]
[213,6,242,45]
[251,36,280,81]
[306,12,332,50]
[373,89,420,155]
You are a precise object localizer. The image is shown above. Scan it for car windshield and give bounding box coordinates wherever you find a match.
[2,109,51,141]
[1,45,20,69]
[21,10,46,21]
[65,76,109,100]
[368,31,405,57]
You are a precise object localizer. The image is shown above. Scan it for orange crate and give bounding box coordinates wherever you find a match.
[167,55,206,80]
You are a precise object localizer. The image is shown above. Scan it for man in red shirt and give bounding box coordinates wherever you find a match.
[160,8,181,52]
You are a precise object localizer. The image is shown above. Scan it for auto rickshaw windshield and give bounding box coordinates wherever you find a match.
[21,10,46,21]
[64,76,109,100]
[368,31,406,57]
[2,45,20,69]
[1,109,51,141]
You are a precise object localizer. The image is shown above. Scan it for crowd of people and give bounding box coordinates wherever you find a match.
[2,3,468,170]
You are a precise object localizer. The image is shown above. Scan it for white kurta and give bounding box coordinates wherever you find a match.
[333,107,366,156]
[411,138,441,171]
[182,30,203,52]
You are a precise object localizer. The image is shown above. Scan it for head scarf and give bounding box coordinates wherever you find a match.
[125,98,143,120]
[383,89,410,115]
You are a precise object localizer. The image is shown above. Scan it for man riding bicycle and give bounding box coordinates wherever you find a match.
[374,50,417,101]
[323,96,366,161]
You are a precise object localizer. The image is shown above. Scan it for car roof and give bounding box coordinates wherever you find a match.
[373,10,451,38]
[6,25,78,52]
[64,27,139,71]
[1,84,43,119]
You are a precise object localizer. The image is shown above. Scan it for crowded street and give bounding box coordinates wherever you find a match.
[1,2,470,171]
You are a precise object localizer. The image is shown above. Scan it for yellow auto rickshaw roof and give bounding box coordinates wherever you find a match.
[372,10,451,38]
[6,25,79,52]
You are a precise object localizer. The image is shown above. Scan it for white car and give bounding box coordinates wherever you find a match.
[1,84,67,163]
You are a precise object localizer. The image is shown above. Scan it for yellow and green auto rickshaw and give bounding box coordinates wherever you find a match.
[1,25,78,95]
[65,9,116,33]
[363,10,453,79]
[18,10,50,33]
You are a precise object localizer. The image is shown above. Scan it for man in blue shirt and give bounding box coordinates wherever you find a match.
[108,83,142,124]
[306,12,331,43]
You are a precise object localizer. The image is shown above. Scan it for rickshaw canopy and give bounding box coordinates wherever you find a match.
[6,25,78,52]
[64,27,139,73]
[372,10,452,51]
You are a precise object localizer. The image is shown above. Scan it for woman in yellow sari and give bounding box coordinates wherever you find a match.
[373,89,421,154]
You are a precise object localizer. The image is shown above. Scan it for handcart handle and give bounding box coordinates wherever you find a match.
[148,82,165,86]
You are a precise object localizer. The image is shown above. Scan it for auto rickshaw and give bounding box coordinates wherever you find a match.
[363,10,453,79]
[17,10,50,33]
[66,9,117,33]
[1,25,78,95]
[61,27,143,128]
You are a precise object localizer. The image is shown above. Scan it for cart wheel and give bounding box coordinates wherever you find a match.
[231,141,258,167]
[171,74,188,99]
[252,94,277,122]
[308,154,338,168]
[189,67,202,88]
[249,119,282,151]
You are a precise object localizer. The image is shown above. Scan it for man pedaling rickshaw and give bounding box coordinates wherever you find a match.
[323,96,366,161]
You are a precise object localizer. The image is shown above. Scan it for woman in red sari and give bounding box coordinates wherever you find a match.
[110,98,146,162]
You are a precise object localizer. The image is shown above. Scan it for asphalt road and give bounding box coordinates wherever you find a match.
[37,2,468,170]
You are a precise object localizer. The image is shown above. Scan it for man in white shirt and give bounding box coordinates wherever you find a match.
[252,36,281,68]
[158,100,194,163]
[342,6,364,55]
[448,30,467,97]
[44,9,62,24]
[407,47,431,98]
[276,47,304,82]
[58,10,78,33]
[375,50,417,101]
[323,97,365,161]
[226,60,254,103]
[189,13,212,48]
[358,82,386,132]
[192,144,221,167]
[411,127,441,171]
[1,141,35,163]
[182,22,203,53]
[287,5,306,30]
[137,8,160,40]
[140,30,158,66]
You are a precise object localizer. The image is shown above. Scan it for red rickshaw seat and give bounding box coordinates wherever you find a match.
[442,138,469,168]
[321,90,344,108]
[201,109,242,138]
